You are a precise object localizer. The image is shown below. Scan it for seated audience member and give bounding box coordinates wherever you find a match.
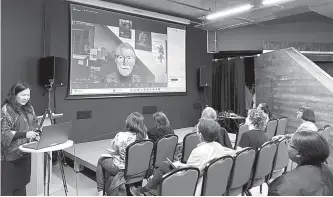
[146,112,174,176]
[238,109,269,149]
[130,119,235,196]
[268,131,333,196]
[273,106,318,141]
[147,112,174,142]
[295,106,317,132]
[96,112,147,195]
[257,103,272,119]
[193,106,232,148]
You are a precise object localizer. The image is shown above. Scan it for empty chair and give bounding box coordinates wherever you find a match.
[201,155,234,196]
[104,140,154,195]
[270,137,289,181]
[275,117,288,136]
[154,134,178,168]
[245,141,277,195]
[265,119,278,139]
[160,167,200,196]
[181,132,200,163]
[226,147,256,196]
[234,123,249,149]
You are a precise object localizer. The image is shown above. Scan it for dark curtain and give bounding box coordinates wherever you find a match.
[212,58,246,132]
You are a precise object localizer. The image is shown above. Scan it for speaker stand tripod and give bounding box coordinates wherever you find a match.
[40,80,68,196]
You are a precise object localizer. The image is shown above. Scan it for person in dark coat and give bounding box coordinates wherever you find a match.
[268,130,333,196]
[99,43,154,87]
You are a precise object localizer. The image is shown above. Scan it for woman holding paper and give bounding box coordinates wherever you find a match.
[1,81,39,196]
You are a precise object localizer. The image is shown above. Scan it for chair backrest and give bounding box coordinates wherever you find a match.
[161,167,200,196]
[265,119,278,139]
[319,125,333,166]
[271,137,289,172]
[227,148,256,193]
[154,134,178,168]
[125,140,154,184]
[202,155,234,196]
[320,125,332,139]
[181,132,200,163]
[234,123,249,149]
[251,141,277,184]
[275,117,288,136]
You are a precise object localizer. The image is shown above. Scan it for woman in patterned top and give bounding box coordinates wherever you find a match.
[1,82,39,196]
[96,112,147,195]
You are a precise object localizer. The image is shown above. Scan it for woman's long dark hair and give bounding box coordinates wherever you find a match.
[153,111,173,136]
[125,112,147,141]
[3,81,32,114]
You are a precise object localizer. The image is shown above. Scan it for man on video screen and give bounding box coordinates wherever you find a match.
[100,43,152,87]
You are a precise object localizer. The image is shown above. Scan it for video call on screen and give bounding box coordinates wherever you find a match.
[69,4,187,96]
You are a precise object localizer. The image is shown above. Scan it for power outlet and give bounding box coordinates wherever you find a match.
[77,110,92,119]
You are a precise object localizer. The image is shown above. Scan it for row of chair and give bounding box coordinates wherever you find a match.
[159,137,289,196]
[105,134,289,195]
[233,117,288,149]
[103,134,181,195]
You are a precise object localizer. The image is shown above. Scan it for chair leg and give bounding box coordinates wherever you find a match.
[260,184,262,194]
[247,190,252,196]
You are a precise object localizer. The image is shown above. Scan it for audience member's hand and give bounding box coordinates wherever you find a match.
[26,131,39,139]
[160,161,173,173]
[235,146,244,152]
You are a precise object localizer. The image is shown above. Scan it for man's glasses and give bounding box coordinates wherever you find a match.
[116,55,135,61]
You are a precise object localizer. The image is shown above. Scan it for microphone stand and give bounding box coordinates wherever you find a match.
[39,81,55,128]
[40,80,68,196]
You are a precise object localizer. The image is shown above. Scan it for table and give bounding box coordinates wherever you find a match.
[218,115,246,133]
[19,140,74,196]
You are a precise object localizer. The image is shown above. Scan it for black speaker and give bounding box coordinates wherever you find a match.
[39,56,68,87]
[199,66,211,87]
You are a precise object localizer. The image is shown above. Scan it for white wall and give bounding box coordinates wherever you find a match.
[214,12,333,51]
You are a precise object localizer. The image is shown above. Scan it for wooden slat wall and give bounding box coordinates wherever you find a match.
[255,48,333,134]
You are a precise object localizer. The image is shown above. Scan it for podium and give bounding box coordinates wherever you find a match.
[20,140,73,196]
[24,114,63,196]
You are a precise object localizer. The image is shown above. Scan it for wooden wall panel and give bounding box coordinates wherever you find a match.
[255,48,333,134]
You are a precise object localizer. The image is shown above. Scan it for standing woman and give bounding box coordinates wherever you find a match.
[1,82,40,196]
